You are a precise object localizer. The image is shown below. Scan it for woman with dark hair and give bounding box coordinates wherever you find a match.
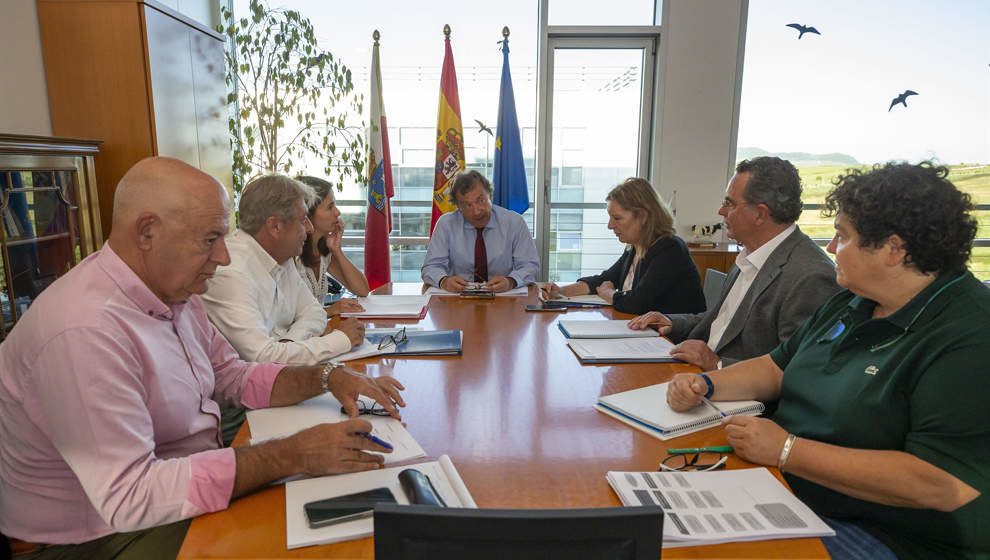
[542,177,705,315]
[666,162,988,560]
[294,176,369,315]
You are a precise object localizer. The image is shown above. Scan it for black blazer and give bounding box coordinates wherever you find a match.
[578,235,705,315]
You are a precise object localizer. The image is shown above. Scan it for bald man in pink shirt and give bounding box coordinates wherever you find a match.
[0,158,405,558]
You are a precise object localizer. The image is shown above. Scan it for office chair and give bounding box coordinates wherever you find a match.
[703,268,728,310]
[374,504,663,560]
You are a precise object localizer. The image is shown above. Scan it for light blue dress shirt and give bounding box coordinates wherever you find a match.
[421,205,539,288]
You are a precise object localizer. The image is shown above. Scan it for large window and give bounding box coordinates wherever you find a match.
[737,0,990,279]
[232,0,660,283]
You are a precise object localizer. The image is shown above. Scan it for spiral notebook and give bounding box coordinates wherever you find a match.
[595,382,764,440]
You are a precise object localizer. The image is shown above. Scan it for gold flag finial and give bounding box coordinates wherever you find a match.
[443,24,451,37]
[373,29,380,44]
[502,26,510,38]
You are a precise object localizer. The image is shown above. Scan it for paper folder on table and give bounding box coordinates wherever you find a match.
[595,382,764,440]
[339,294,430,319]
[558,319,660,339]
[365,329,462,356]
[567,336,678,364]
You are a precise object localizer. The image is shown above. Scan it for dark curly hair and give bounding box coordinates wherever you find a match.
[736,156,803,224]
[822,162,977,275]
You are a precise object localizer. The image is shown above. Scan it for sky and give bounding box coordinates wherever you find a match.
[232,0,989,185]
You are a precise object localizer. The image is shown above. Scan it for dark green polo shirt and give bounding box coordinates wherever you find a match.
[769,270,990,560]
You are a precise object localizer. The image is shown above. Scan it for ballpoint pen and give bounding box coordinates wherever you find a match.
[358,432,393,450]
[701,396,727,418]
[667,446,734,454]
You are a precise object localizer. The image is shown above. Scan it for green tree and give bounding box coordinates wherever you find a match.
[219,0,365,197]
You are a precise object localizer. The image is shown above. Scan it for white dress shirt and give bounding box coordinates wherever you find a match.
[202,229,350,364]
[706,224,796,351]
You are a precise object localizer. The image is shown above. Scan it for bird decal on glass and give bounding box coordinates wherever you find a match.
[888,90,919,112]
[786,23,821,39]
[474,119,493,136]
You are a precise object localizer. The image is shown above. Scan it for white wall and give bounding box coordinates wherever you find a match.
[0,0,53,136]
[653,0,748,241]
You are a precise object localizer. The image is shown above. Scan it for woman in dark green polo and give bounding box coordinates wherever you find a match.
[667,162,988,560]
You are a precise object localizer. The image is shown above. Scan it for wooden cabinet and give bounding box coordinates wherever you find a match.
[688,243,739,282]
[37,0,233,237]
[0,134,102,336]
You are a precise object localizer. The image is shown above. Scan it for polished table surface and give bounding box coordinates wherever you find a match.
[178,284,828,559]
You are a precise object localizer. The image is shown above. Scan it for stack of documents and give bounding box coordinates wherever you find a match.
[606,468,834,547]
[567,337,678,364]
[595,382,764,440]
[558,319,660,339]
[246,394,426,464]
[286,455,476,549]
[339,294,430,319]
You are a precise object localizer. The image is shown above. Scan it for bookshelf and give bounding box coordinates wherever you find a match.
[0,134,103,336]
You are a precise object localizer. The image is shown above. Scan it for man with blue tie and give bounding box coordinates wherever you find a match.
[421,170,539,293]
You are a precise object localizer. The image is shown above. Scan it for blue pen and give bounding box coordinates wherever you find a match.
[358,431,393,450]
[701,397,727,418]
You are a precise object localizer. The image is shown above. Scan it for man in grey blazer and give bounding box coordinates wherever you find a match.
[629,157,839,370]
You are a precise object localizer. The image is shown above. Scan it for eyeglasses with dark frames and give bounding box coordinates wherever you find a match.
[340,399,392,416]
[377,326,408,351]
[659,452,727,472]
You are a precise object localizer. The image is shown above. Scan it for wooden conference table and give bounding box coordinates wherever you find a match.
[178,284,828,559]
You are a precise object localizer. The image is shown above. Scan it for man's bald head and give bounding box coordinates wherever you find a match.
[112,157,229,232]
[109,157,232,303]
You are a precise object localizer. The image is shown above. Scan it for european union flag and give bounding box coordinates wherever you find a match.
[492,37,529,215]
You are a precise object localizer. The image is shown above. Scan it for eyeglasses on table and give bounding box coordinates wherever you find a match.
[659,452,728,472]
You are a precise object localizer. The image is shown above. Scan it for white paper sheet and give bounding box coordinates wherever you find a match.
[285,455,476,549]
[558,319,660,338]
[246,394,425,465]
[339,295,430,318]
[607,468,834,548]
[567,336,676,360]
[424,285,529,297]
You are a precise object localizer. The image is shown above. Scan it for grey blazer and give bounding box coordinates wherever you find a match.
[667,227,840,366]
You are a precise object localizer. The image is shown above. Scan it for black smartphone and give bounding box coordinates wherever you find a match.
[525,304,566,312]
[303,487,396,529]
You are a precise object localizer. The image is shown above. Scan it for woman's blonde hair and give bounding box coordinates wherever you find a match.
[606,177,675,247]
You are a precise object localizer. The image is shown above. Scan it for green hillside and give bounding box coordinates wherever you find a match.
[793,164,990,280]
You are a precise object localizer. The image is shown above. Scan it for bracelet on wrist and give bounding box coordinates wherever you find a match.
[698,373,715,399]
[778,433,797,471]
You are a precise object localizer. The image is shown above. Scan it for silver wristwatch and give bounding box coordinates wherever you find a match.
[320,361,345,393]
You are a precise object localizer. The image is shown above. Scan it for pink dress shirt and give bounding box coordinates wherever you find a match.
[0,244,282,544]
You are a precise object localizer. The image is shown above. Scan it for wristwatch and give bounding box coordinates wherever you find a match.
[320,361,345,393]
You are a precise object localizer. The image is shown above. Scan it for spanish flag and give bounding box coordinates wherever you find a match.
[364,30,393,290]
[430,25,465,235]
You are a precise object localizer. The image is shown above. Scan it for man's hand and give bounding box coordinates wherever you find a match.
[325,298,365,317]
[670,340,720,371]
[722,416,789,467]
[441,275,469,293]
[595,281,617,303]
[289,419,390,476]
[329,367,406,419]
[332,318,365,348]
[627,311,672,333]
[666,373,708,412]
[486,276,516,293]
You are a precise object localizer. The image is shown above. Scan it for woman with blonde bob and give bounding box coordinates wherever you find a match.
[542,177,705,315]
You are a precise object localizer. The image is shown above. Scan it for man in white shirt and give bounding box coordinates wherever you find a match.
[201,175,364,442]
[629,157,839,370]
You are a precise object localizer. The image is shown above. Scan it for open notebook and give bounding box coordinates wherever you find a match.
[595,382,764,440]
